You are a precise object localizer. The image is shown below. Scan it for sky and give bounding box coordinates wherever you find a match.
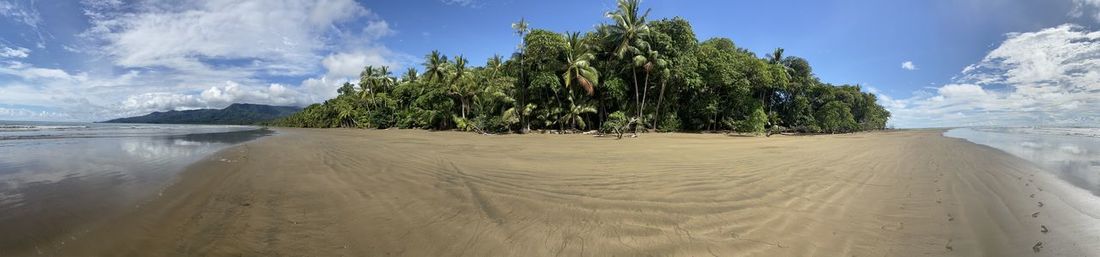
[1,0,1099,128]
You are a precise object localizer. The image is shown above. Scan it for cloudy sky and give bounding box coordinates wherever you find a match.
[1,0,1099,128]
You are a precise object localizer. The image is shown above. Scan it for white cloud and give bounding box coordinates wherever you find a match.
[0,0,412,121]
[441,0,477,7]
[82,0,378,76]
[116,80,326,117]
[0,1,40,26]
[887,24,1100,128]
[0,61,86,81]
[0,107,72,121]
[0,0,46,47]
[0,45,30,58]
[1071,0,1100,22]
[901,61,917,71]
[321,49,402,79]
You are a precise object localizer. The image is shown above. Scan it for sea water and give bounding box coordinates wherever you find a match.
[0,121,271,252]
[945,127,1100,196]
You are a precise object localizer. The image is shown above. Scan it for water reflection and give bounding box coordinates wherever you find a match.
[945,128,1100,196]
[0,128,271,253]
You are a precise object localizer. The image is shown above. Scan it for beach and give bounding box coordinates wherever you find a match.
[30,129,1100,256]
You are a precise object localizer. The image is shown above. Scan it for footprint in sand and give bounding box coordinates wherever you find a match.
[1032,212,1040,218]
[1033,241,1043,253]
[945,239,954,252]
[1038,201,1044,208]
[947,214,954,221]
[1041,225,1049,233]
[1030,194,1035,198]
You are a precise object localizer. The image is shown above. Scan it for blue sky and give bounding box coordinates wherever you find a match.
[2,0,1100,127]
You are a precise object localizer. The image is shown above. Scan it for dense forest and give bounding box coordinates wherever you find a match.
[273,0,890,136]
[107,103,301,125]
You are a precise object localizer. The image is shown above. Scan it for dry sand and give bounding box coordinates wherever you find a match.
[32,129,1100,256]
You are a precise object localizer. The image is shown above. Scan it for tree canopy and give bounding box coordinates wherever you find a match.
[273,0,890,135]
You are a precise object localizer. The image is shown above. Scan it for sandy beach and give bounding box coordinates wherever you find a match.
[30,129,1100,256]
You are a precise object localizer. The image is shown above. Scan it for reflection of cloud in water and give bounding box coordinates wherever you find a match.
[1059,145,1084,155]
[0,128,271,252]
[1020,141,1043,149]
[0,129,270,213]
[947,128,1100,196]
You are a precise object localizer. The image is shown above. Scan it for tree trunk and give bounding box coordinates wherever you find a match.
[461,98,468,121]
[631,66,640,134]
[640,71,650,131]
[653,80,666,130]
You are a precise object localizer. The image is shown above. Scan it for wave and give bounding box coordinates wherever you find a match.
[0,125,90,132]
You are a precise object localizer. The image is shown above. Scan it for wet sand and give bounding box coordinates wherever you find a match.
[32,129,1100,256]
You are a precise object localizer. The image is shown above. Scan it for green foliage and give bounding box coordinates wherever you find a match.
[272,0,891,136]
[601,111,630,138]
[817,101,858,133]
[733,106,768,134]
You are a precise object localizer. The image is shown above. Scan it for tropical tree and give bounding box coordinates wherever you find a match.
[512,18,532,132]
[604,0,651,59]
[562,32,599,96]
[271,0,893,136]
[604,0,652,132]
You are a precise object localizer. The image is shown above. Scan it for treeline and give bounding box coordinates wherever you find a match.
[273,0,890,135]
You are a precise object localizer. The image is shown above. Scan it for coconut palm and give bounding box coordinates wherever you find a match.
[402,67,419,83]
[448,56,477,122]
[359,65,378,113]
[604,0,651,131]
[604,0,651,59]
[424,50,448,83]
[562,32,599,96]
[632,41,666,130]
[652,67,671,129]
[377,66,394,92]
[560,100,597,130]
[512,18,531,133]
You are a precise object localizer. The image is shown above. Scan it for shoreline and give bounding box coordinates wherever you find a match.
[32,128,1100,256]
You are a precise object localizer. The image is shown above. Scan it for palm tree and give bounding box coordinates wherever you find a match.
[560,100,597,130]
[359,65,378,112]
[334,98,357,128]
[402,67,419,83]
[512,18,531,133]
[562,32,599,96]
[377,66,394,92]
[652,67,671,130]
[632,42,666,129]
[604,0,651,59]
[424,50,448,83]
[604,0,651,132]
[448,56,477,122]
[768,47,785,65]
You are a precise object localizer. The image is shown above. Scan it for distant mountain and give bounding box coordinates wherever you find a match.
[104,103,302,125]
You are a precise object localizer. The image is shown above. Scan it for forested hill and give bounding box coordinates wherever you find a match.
[105,103,301,125]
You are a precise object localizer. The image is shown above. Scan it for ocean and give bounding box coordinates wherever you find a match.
[945,127,1100,196]
[0,120,272,252]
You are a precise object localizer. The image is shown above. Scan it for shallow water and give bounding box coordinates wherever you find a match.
[0,121,271,253]
[945,128,1100,196]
